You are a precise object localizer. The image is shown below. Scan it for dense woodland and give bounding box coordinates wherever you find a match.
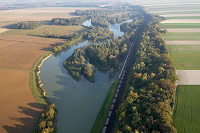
[35,104,56,133]
[12,21,42,29]
[63,5,144,82]
[83,26,114,41]
[114,14,177,133]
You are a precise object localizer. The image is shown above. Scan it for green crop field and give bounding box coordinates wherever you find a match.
[162,32,200,41]
[160,23,200,28]
[166,16,200,19]
[4,25,87,36]
[167,45,200,70]
[173,85,200,133]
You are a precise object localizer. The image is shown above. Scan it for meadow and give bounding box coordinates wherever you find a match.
[162,32,200,41]
[4,25,87,36]
[160,23,200,28]
[167,45,200,70]
[173,85,200,133]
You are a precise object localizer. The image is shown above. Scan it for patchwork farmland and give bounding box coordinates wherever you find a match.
[0,7,95,133]
[144,1,200,132]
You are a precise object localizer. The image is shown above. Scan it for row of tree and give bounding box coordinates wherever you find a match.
[34,104,56,133]
[52,33,83,53]
[51,16,87,26]
[114,14,177,133]
[12,21,42,29]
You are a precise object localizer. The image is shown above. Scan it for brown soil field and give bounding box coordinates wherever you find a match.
[0,7,94,133]
[161,19,200,23]
[166,28,200,32]
[0,34,65,70]
[176,70,200,85]
[166,41,200,45]
[0,69,45,133]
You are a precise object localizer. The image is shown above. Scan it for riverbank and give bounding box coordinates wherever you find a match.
[30,51,53,105]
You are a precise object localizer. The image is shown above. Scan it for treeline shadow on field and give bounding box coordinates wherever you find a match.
[3,103,46,133]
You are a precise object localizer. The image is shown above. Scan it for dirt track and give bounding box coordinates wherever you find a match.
[0,69,44,133]
[166,28,200,32]
[177,70,200,85]
[166,41,200,45]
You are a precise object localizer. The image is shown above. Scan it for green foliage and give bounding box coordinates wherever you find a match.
[75,5,142,28]
[52,33,83,53]
[173,85,200,133]
[114,14,177,133]
[12,21,42,29]
[64,36,132,82]
[64,5,145,82]
[34,104,57,133]
[51,16,87,26]
[83,26,114,42]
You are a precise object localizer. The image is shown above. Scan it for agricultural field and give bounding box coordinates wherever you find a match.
[0,7,93,133]
[162,32,200,41]
[0,34,65,70]
[160,23,200,28]
[4,25,87,36]
[144,1,200,132]
[0,69,44,133]
[173,85,200,133]
[167,45,200,70]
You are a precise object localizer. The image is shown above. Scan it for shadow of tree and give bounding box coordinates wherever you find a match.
[3,102,45,133]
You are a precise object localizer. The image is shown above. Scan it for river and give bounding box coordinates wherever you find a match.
[39,19,131,133]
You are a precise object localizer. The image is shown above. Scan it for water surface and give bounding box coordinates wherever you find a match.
[40,19,132,133]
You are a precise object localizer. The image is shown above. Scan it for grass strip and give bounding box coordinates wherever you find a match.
[29,51,52,105]
[167,45,200,70]
[160,23,200,28]
[90,79,119,133]
[161,32,200,41]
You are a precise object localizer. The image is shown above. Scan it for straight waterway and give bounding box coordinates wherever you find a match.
[39,19,131,133]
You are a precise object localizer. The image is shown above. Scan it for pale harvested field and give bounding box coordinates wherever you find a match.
[161,14,200,17]
[176,70,200,85]
[149,10,200,14]
[166,28,200,32]
[0,7,97,27]
[161,19,200,23]
[0,28,9,34]
[0,69,45,133]
[0,34,65,70]
[143,3,200,7]
[166,41,200,45]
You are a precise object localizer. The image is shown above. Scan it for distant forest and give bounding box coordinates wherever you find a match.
[12,21,42,29]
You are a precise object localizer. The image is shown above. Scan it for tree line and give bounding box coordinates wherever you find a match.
[114,14,177,133]
[34,104,56,133]
[51,16,87,26]
[12,21,42,29]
